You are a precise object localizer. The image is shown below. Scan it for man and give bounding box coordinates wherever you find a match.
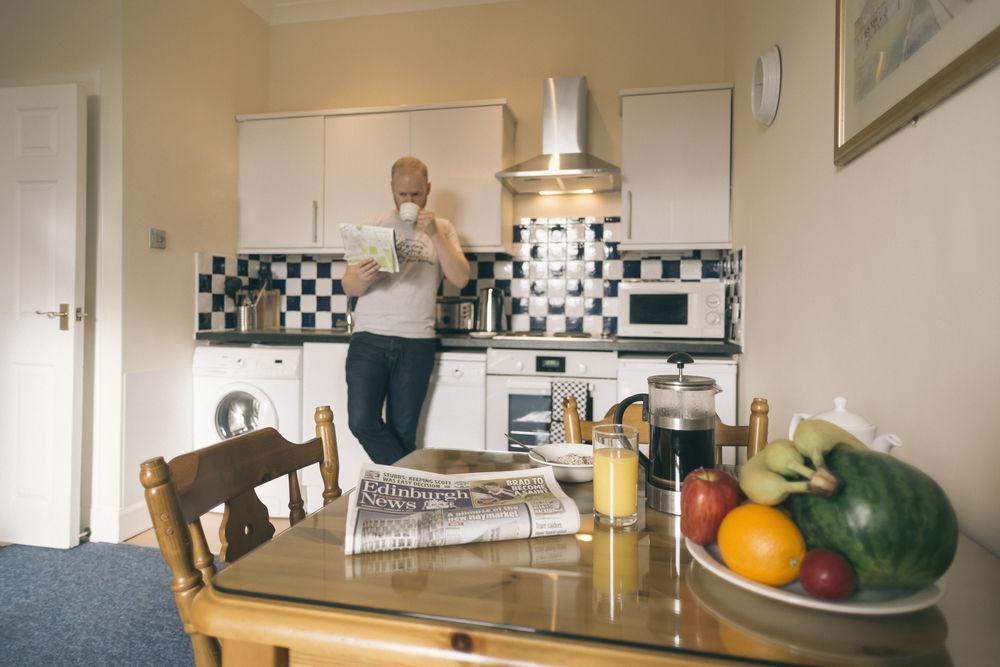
[342,157,470,464]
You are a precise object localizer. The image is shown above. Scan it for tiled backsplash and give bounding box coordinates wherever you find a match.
[196,217,743,339]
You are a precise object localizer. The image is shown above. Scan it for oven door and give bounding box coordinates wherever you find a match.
[485,377,552,451]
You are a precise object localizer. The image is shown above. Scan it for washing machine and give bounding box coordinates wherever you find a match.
[192,345,303,517]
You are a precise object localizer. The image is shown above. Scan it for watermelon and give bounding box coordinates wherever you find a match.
[790,445,957,589]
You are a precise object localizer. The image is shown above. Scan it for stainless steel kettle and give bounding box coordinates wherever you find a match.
[476,287,505,333]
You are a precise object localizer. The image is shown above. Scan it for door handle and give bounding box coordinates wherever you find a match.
[35,303,70,330]
[626,190,633,239]
[312,200,318,243]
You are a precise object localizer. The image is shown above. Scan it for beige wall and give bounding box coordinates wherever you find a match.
[270,0,727,220]
[0,0,125,540]
[122,0,269,373]
[725,2,1000,553]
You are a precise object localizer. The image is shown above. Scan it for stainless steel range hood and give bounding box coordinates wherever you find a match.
[496,76,620,195]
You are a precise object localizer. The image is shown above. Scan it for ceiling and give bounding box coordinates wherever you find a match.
[240,0,517,25]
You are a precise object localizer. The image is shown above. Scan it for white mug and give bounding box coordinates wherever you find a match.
[399,202,419,224]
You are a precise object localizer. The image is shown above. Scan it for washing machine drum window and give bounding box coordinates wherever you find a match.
[215,390,263,439]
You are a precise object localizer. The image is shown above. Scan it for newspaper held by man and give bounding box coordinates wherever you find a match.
[339,223,399,273]
[344,463,581,555]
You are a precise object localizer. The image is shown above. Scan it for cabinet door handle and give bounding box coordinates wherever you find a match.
[625,190,633,239]
[312,200,318,243]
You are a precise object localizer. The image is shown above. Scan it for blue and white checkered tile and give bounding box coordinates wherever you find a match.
[194,220,741,334]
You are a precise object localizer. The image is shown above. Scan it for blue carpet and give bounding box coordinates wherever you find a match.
[0,541,194,666]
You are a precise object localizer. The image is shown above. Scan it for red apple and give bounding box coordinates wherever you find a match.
[680,468,741,545]
[800,549,856,600]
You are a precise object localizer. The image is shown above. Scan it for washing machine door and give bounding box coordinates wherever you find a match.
[213,383,279,439]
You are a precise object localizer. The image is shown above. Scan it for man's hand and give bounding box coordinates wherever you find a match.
[415,209,438,238]
[343,257,383,295]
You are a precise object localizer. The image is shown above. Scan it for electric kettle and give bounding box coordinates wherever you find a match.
[613,352,720,515]
[476,287,505,333]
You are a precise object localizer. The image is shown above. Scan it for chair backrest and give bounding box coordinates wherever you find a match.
[563,396,769,463]
[139,405,341,667]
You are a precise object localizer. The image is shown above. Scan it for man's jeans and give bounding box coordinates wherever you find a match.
[345,332,437,465]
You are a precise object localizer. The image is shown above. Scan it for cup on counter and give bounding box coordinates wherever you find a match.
[592,424,639,528]
[399,202,419,224]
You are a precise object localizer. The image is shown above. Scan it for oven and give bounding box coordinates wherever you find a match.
[617,280,725,339]
[485,347,618,452]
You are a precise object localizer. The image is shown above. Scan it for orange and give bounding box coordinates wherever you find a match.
[717,503,805,587]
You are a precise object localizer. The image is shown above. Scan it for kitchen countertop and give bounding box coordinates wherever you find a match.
[194,328,741,356]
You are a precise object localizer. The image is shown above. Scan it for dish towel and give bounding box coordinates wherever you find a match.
[550,380,589,442]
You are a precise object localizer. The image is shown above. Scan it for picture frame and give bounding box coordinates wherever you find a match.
[835,0,1000,166]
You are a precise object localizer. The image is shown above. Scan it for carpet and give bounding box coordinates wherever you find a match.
[0,541,194,666]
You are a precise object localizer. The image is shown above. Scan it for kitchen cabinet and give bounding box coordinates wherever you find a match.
[238,101,514,255]
[238,117,324,252]
[301,343,486,512]
[417,351,486,450]
[619,84,732,249]
[324,112,410,252]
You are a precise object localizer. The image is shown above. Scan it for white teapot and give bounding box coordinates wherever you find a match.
[788,396,902,455]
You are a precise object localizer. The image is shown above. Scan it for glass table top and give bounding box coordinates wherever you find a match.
[210,449,993,665]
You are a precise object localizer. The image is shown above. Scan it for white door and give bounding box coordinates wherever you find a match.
[0,84,86,549]
[237,116,324,252]
[324,112,410,251]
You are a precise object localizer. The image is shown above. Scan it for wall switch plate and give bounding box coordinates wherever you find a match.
[149,228,166,250]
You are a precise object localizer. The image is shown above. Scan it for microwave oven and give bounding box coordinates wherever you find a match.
[617,281,725,339]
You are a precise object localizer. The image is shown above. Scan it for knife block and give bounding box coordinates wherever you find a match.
[255,289,281,329]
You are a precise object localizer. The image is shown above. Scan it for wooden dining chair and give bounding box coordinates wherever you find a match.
[563,395,769,463]
[139,405,342,667]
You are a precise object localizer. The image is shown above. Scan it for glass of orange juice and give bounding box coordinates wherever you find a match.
[592,424,639,528]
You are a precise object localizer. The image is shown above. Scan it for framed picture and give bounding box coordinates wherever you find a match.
[835,0,1000,166]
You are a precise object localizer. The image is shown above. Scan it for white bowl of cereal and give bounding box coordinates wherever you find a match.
[528,443,594,483]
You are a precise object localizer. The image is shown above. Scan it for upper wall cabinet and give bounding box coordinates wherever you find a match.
[238,101,514,255]
[238,117,324,251]
[619,84,732,249]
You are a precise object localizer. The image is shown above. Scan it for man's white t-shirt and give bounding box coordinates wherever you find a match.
[352,209,462,339]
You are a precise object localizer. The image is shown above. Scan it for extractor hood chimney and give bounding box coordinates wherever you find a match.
[496,76,620,195]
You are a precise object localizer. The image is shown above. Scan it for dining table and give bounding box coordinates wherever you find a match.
[191,448,1000,666]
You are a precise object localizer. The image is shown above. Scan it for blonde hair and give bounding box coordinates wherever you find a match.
[391,156,428,181]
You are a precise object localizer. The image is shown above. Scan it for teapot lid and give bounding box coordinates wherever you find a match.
[811,396,872,430]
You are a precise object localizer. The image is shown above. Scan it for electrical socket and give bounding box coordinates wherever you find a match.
[149,228,166,250]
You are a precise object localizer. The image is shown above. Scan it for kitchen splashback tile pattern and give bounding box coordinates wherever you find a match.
[195,217,740,337]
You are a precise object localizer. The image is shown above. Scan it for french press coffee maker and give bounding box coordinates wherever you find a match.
[613,352,720,515]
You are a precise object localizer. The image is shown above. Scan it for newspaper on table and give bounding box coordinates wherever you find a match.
[343,463,581,555]
[339,223,399,273]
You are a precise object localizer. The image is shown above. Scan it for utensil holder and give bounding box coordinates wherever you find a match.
[237,303,257,332]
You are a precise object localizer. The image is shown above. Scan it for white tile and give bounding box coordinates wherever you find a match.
[495,260,513,279]
[330,294,347,312]
[285,311,301,328]
[510,279,530,297]
[511,314,529,331]
[584,278,603,297]
[681,259,701,280]
[195,252,211,274]
[285,279,302,296]
[603,260,623,280]
[301,262,317,279]
[602,222,622,241]
[530,262,548,279]
[546,316,566,333]
[529,297,548,316]
[565,261,585,280]
[197,293,212,313]
[700,249,722,260]
[211,312,225,330]
[565,296,584,317]
[211,274,224,293]
[547,279,565,297]
[602,297,618,317]
[584,242,604,260]
[300,295,317,312]
[315,278,333,295]
[641,260,661,279]
[583,315,603,335]
[314,312,333,328]
[330,261,346,278]
[270,263,287,279]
